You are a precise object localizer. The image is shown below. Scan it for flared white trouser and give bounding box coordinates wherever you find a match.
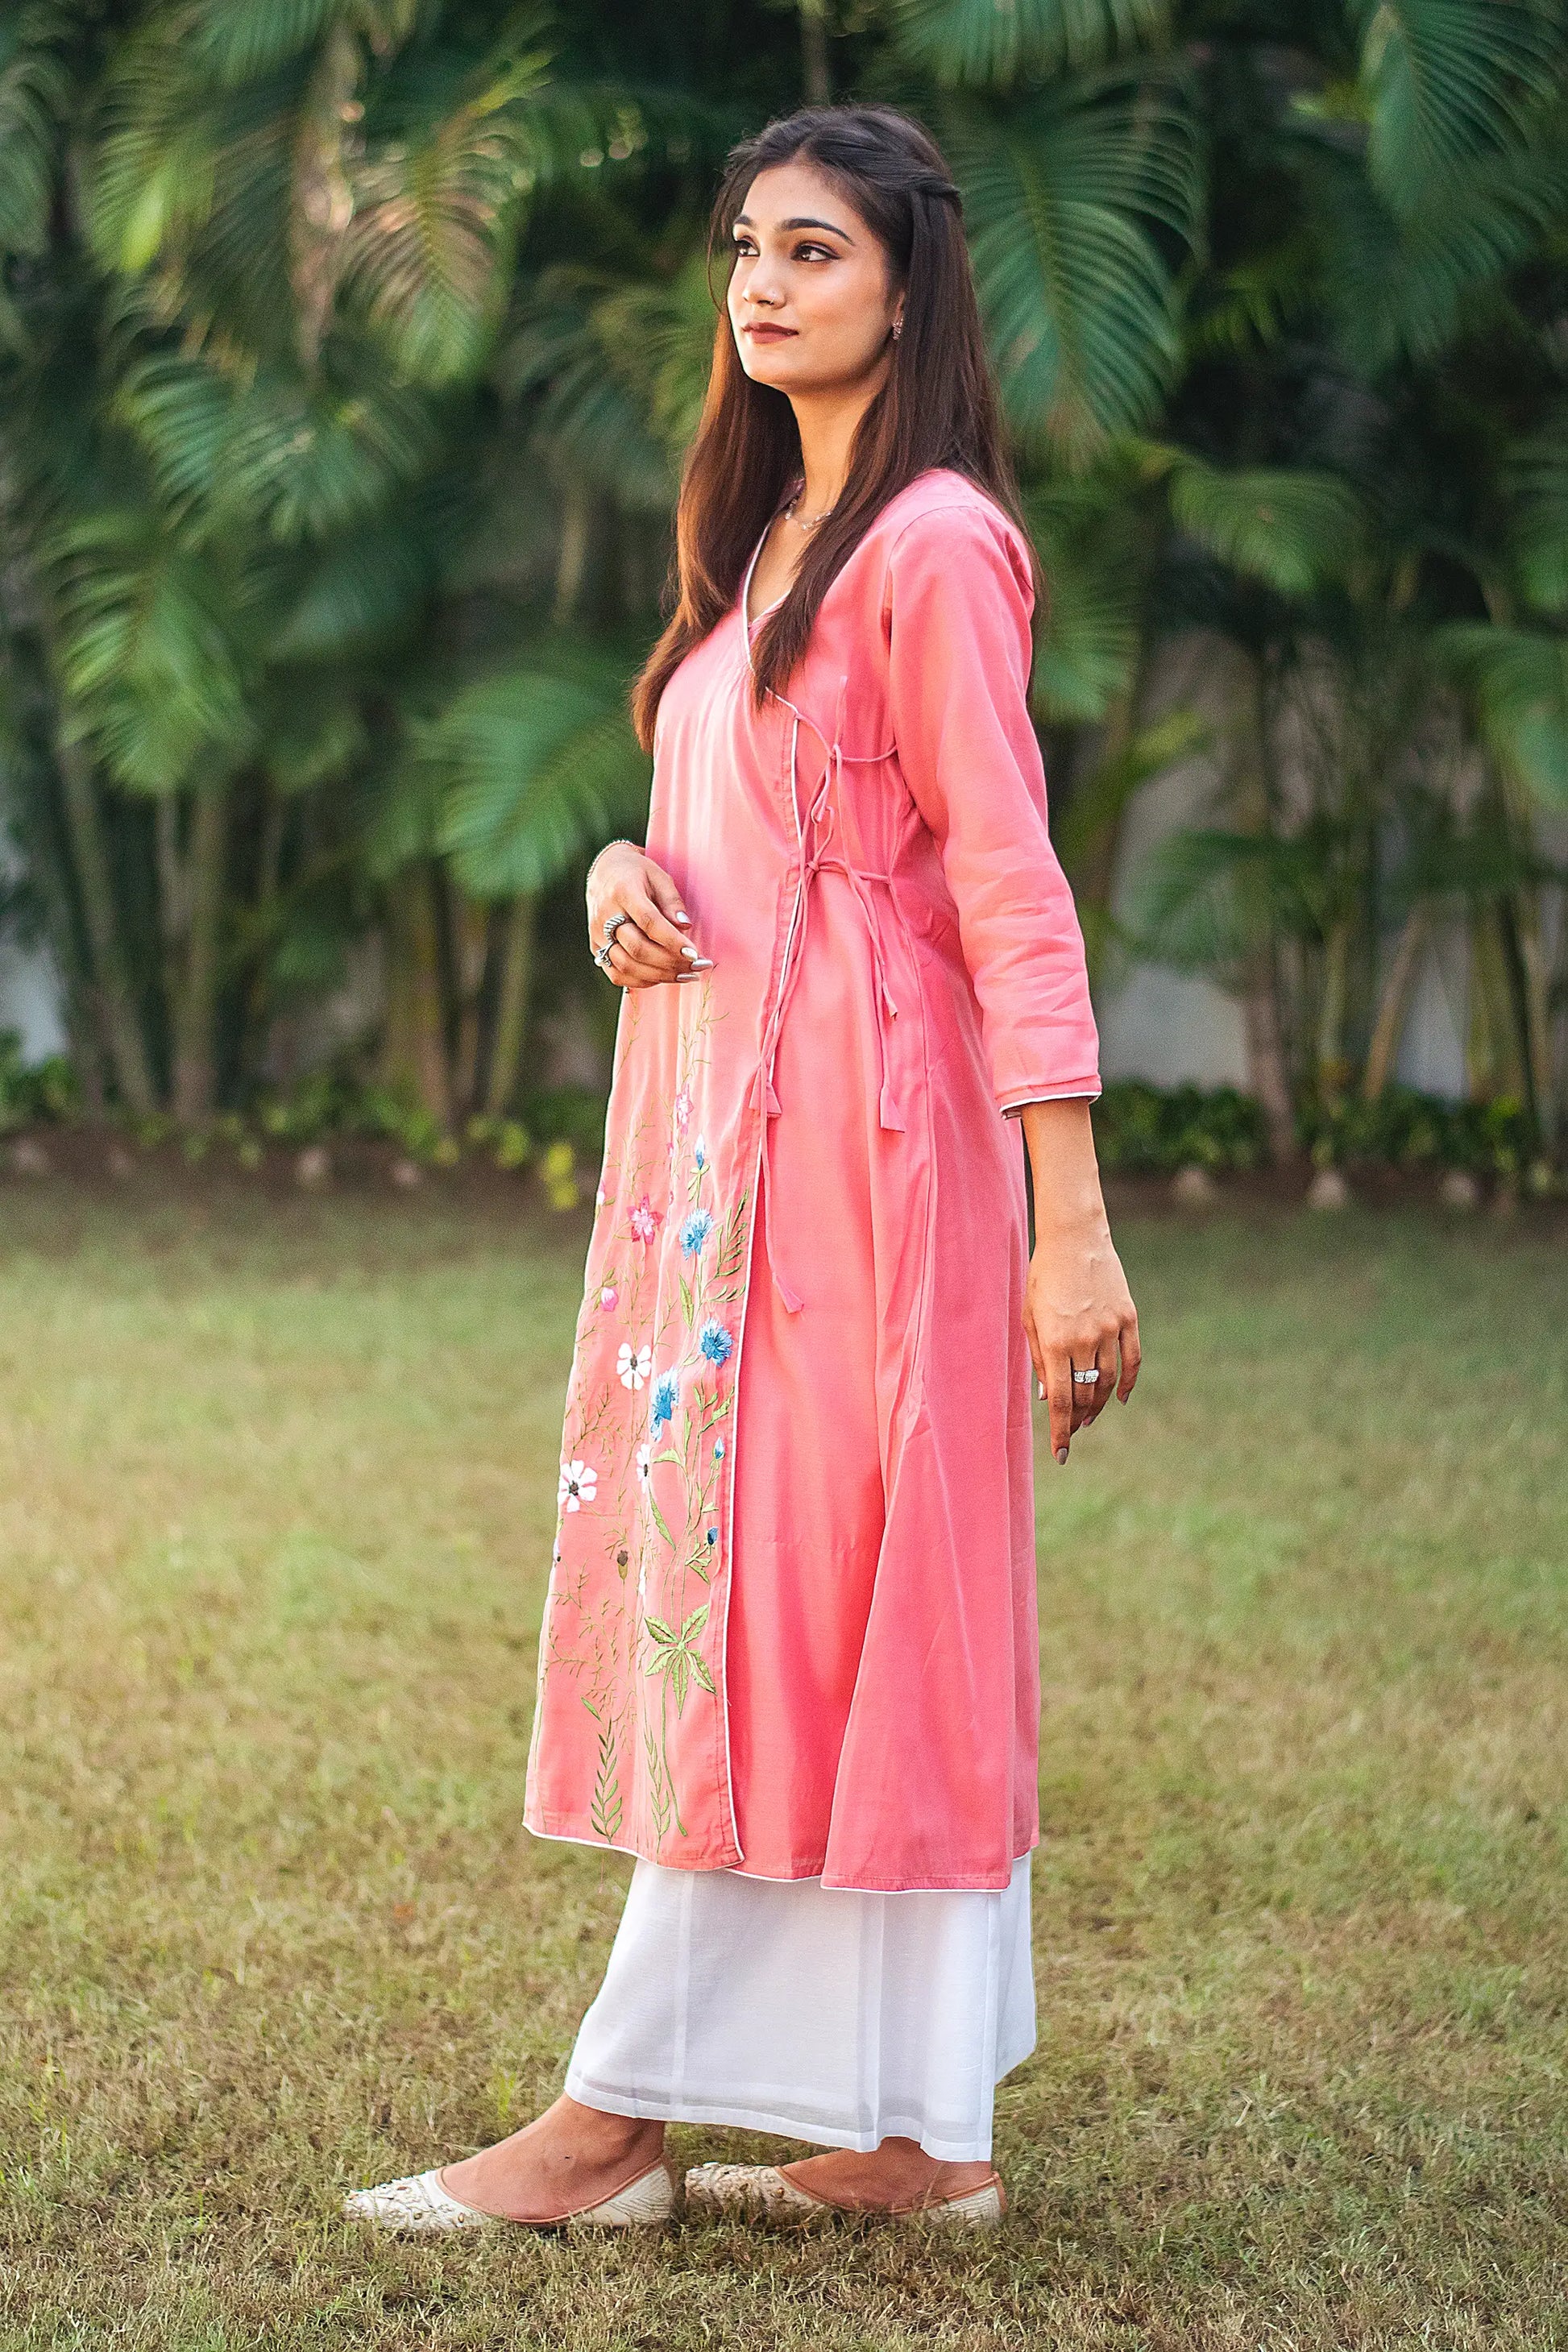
[564,1855,1035,2164]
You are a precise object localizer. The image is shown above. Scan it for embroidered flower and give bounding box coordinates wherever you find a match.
[705,1524,718,1550]
[674,1084,693,1132]
[713,1437,724,1460]
[635,1441,652,1488]
[628,1194,663,1246]
[595,1183,606,1208]
[558,1458,596,1512]
[599,1284,618,1310]
[679,1208,715,1257]
[649,1371,678,1434]
[698,1318,733,1367]
[693,1135,708,1173]
[616,1340,653,1391]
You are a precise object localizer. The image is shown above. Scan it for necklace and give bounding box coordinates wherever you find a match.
[785,494,836,533]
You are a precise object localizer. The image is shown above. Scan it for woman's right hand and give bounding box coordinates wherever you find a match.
[587,842,713,989]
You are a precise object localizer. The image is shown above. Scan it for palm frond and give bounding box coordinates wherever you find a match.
[944,73,1200,462]
[339,48,561,384]
[266,515,435,662]
[1505,411,1568,616]
[1166,458,1365,595]
[1021,471,1147,720]
[411,653,651,898]
[48,509,252,790]
[116,353,440,543]
[1350,0,1561,216]
[0,2,74,260]
[498,268,682,508]
[1439,620,1568,810]
[890,0,1169,91]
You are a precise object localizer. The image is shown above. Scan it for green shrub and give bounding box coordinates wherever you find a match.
[1092,1081,1268,1174]
[0,1035,77,1131]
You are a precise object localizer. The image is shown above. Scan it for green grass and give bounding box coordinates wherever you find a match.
[0,1180,1564,2350]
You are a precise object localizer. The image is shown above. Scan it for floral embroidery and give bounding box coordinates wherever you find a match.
[649,1370,679,1434]
[558,1458,597,1512]
[698,1318,733,1367]
[713,1437,724,1459]
[599,1284,618,1309]
[674,1085,693,1131]
[629,1194,663,1245]
[616,1340,653,1390]
[679,1207,715,1256]
[693,1135,708,1172]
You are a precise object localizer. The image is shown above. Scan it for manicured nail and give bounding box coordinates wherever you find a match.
[685,956,714,970]
[674,911,691,924]
[1037,1379,1045,1400]
[680,941,704,959]
[1055,1446,1068,1466]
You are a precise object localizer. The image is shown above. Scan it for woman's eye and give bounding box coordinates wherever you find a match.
[794,242,834,262]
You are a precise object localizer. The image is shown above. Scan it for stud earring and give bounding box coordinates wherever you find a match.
[892,317,902,342]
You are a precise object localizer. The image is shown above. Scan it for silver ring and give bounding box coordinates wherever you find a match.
[1072,1368,1101,1386]
[595,912,630,968]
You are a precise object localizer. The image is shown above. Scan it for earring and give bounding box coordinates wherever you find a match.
[892,317,902,342]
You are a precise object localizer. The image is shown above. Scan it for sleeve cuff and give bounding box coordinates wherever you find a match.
[1000,1085,1102,1118]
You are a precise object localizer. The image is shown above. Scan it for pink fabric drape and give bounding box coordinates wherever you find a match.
[525,469,1100,1890]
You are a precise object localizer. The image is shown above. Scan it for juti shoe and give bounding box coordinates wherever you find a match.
[684,2161,1004,2228]
[343,2155,677,2234]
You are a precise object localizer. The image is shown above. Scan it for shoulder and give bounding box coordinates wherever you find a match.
[872,471,1034,609]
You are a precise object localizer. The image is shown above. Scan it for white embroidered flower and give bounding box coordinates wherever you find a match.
[635,1441,652,1487]
[558,1458,596,1512]
[616,1340,653,1390]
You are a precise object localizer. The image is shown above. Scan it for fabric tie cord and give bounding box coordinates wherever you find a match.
[743,615,902,1314]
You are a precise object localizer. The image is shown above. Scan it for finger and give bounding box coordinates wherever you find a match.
[1023,1307,1048,1407]
[608,924,679,984]
[641,863,695,934]
[1045,1350,1073,1466]
[1068,1354,1099,1433]
[627,886,706,966]
[1077,1341,1115,1430]
[1117,1313,1142,1403]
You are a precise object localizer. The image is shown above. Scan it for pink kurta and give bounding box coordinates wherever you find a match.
[524,468,1100,1891]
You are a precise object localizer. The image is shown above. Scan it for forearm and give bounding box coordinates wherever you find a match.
[1017,1098,1110,1242]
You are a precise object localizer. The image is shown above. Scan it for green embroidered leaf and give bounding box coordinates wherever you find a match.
[646,1490,674,1548]
[590,1718,623,1841]
[689,1653,716,1696]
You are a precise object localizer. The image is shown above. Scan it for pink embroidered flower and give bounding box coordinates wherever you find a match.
[599,1284,618,1310]
[674,1085,693,1132]
[628,1194,663,1246]
[617,1341,653,1391]
[558,1458,597,1512]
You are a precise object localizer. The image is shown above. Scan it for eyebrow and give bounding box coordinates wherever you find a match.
[733,213,854,241]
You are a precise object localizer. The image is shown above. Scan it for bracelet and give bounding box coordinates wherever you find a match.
[589,837,643,881]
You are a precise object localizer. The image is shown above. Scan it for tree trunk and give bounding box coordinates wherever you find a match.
[800,0,831,102]
[383,865,452,1127]
[485,892,538,1117]
[1241,952,1296,1162]
[450,887,491,1118]
[1363,906,1425,1101]
[170,786,228,1124]
[54,735,157,1116]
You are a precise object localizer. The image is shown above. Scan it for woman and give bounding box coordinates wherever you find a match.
[346,101,1139,2235]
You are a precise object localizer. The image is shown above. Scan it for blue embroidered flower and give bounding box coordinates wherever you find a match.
[679,1207,715,1257]
[649,1370,678,1433]
[706,1525,718,1549]
[713,1437,724,1460]
[698,1318,733,1367]
[693,1135,708,1173]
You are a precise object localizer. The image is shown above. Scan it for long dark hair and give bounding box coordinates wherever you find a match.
[630,103,1035,749]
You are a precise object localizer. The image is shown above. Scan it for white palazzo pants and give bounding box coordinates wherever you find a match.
[564,1855,1036,2164]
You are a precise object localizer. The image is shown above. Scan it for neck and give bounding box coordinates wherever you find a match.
[788,360,890,517]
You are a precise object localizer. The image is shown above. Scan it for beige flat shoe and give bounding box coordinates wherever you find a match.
[343,2155,677,2234]
[684,2162,1004,2229]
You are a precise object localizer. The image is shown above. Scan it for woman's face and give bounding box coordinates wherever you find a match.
[726,161,903,399]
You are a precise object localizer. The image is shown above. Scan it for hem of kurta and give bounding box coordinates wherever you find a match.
[557,2078,1032,2166]
[999,1078,1102,1116]
[523,1814,1039,1894]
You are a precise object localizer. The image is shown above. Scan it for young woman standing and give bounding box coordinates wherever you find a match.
[347,100,1139,2235]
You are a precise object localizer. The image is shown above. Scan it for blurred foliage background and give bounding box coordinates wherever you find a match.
[1,0,1566,1166]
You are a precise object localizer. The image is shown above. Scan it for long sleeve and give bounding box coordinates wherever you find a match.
[884,498,1101,1114]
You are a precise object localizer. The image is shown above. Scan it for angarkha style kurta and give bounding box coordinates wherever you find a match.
[524,468,1101,1892]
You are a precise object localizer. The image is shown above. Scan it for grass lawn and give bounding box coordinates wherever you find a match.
[0,1176,1564,2350]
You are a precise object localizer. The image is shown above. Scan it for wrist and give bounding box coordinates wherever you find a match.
[590,838,643,877]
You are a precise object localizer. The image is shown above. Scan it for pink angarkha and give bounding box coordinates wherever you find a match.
[524,467,1101,1893]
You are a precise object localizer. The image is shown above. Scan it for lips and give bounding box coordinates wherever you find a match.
[745,323,796,342]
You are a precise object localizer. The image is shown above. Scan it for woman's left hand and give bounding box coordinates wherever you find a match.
[1024,1222,1140,1467]
[1014,1099,1140,1468]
